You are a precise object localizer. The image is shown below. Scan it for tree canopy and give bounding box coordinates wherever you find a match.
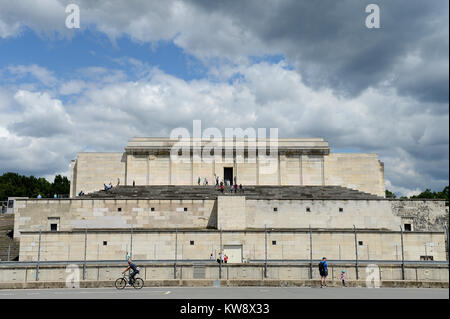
[0,172,70,201]
[410,186,449,200]
[386,185,449,200]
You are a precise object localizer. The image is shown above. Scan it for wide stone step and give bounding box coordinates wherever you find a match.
[83,185,382,200]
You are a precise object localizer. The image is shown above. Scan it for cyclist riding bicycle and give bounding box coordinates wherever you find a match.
[122,258,140,285]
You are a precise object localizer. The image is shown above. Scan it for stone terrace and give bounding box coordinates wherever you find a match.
[83,185,383,200]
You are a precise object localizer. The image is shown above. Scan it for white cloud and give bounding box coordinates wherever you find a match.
[7,64,58,86]
[385,180,421,198]
[0,0,447,106]
[59,80,87,95]
[8,90,73,137]
[0,61,447,195]
[0,19,21,37]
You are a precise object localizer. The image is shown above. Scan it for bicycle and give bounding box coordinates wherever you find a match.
[115,274,144,289]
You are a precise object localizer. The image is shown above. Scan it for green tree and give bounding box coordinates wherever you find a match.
[0,172,70,201]
[385,189,396,198]
[411,186,449,200]
[436,186,449,200]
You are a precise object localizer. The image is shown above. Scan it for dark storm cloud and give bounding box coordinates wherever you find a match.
[188,0,449,103]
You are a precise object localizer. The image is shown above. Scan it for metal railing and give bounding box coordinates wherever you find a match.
[5,223,449,281]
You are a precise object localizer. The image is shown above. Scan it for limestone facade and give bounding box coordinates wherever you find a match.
[17,229,447,263]
[13,198,447,237]
[13,196,448,262]
[70,138,386,197]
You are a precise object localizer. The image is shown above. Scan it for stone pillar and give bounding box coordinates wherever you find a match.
[299,155,303,185]
[277,153,281,185]
[146,156,150,185]
[321,156,325,186]
[256,155,260,185]
[191,153,194,186]
[217,196,246,230]
[169,153,172,184]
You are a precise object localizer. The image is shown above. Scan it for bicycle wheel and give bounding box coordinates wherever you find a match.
[115,277,127,290]
[133,278,144,289]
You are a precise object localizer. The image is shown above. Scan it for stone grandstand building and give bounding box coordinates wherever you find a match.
[11,138,449,264]
[70,137,386,198]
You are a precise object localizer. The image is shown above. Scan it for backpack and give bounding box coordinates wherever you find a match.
[318,261,324,271]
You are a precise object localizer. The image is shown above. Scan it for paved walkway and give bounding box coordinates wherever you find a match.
[0,287,448,299]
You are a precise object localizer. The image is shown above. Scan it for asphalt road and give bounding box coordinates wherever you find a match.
[0,287,448,299]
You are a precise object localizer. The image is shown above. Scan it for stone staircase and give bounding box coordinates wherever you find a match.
[84,185,382,200]
[0,214,19,261]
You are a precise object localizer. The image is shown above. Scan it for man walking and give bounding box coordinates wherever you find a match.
[319,257,328,288]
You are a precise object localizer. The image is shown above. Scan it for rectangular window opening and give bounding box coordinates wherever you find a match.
[420,256,434,261]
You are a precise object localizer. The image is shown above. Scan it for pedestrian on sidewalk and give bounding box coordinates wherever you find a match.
[341,270,346,287]
[319,257,328,288]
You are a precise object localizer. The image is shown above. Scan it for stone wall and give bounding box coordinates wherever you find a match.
[0,262,448,283]
[17,229,448,262]
[14,197,448,237]
[72,153,126,197]
[390,200,449,231]
[245,199,400,230]
[13,199,216,239]
[70,151,386,197]
[324,153,385,197]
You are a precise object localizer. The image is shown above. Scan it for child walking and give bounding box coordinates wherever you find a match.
[341,270,346,287]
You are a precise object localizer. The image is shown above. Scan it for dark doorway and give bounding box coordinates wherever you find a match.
[224,167,233,185]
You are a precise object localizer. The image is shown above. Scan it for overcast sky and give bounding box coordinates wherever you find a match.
[0,0,448,196]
